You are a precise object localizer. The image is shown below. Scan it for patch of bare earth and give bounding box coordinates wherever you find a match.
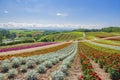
[66,54,82,80]
[90,60,111,80]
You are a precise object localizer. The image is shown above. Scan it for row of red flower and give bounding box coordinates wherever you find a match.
[0,42,57,52]
[78,43,101,80]
[79,42,120,80]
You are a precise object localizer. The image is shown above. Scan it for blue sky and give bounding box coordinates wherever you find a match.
[0,0,120,29]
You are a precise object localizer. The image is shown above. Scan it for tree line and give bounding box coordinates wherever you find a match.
[73,27,120,32]
[0,29,35,46]
[0,29,16,45]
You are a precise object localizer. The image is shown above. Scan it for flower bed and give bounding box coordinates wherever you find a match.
[79,42,120,80]
[0,42,76,80]
[0,42,72,60]
[78,44,101,80]
[0,42,57,52]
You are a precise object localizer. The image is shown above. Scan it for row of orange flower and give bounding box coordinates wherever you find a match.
[78,42,101,80]
[79,42,120,80]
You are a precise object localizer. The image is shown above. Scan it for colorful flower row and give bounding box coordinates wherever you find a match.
[78,43,101,80]
[0,42,72,60]
[0,42,57,52]
[0,42,75,80]
[79,42,120,80]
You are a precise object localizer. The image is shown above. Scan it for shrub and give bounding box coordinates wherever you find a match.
[8,69,18,79]
[11,58,20,68]
[43,61,53,68]
[94,58,98,63]
[1,62,10,73]
[62,61,71,68]
[50,58,58,65]
[51,70,65,80]
[25,70,38,80]
[37,65,46,74]
[109,68,120,80]
[99,60,105,68]
[59,57,64,61]
[20,65,27,73]
[26,60,35,69]
[34,58,41,65]
[20,58,26,65]
[0,73,5,80]
[60,65,68,75]
[1,59,10,63]
[104,65,110,73]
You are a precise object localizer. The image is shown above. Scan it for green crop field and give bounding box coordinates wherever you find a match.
[39,31,83,42]
[0,27,120,80]
[85,32,120,39]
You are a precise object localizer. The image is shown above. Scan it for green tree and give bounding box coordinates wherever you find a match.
[10,33,16,44]
[26,34,32,37]
[0,32,3,44]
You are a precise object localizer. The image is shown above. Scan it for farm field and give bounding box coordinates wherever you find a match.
[84,32,120,46]
[85,32,120,40]
[0,28,120,80]
[0,40,120,80]
[0,42,56,52]
[0,0,120,79]
[39,32,83,42]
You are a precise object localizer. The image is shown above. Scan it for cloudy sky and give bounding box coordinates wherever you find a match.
[0,0,120,29]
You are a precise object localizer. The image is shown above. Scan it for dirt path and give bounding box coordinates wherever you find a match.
[0,42,70,56]
[90,60,111,80]
[66,54,82,80]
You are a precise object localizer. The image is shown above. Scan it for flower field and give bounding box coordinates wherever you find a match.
[0,42,77,80]
[78,42,120,80]
[0,41,119,80]
[0,42,57,52]
[0,42,71,60]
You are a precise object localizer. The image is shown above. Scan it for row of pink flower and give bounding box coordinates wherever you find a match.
[0,42,57,52]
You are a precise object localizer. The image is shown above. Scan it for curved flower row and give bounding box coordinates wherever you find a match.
[0,42,71,60]
[51,42,78,80]
[0,42,76,80]
[0,42,57,52]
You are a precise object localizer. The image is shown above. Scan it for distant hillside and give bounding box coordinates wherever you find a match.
[101,27,120,32]
[39,32,83,42]
[73,27,120,32]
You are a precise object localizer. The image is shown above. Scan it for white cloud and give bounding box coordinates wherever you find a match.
[4,10,8,14]
[56,13,68,17]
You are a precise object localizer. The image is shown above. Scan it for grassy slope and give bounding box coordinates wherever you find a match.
[85,32,120,39]
[39,31,83,42]
[85,32,120,46]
